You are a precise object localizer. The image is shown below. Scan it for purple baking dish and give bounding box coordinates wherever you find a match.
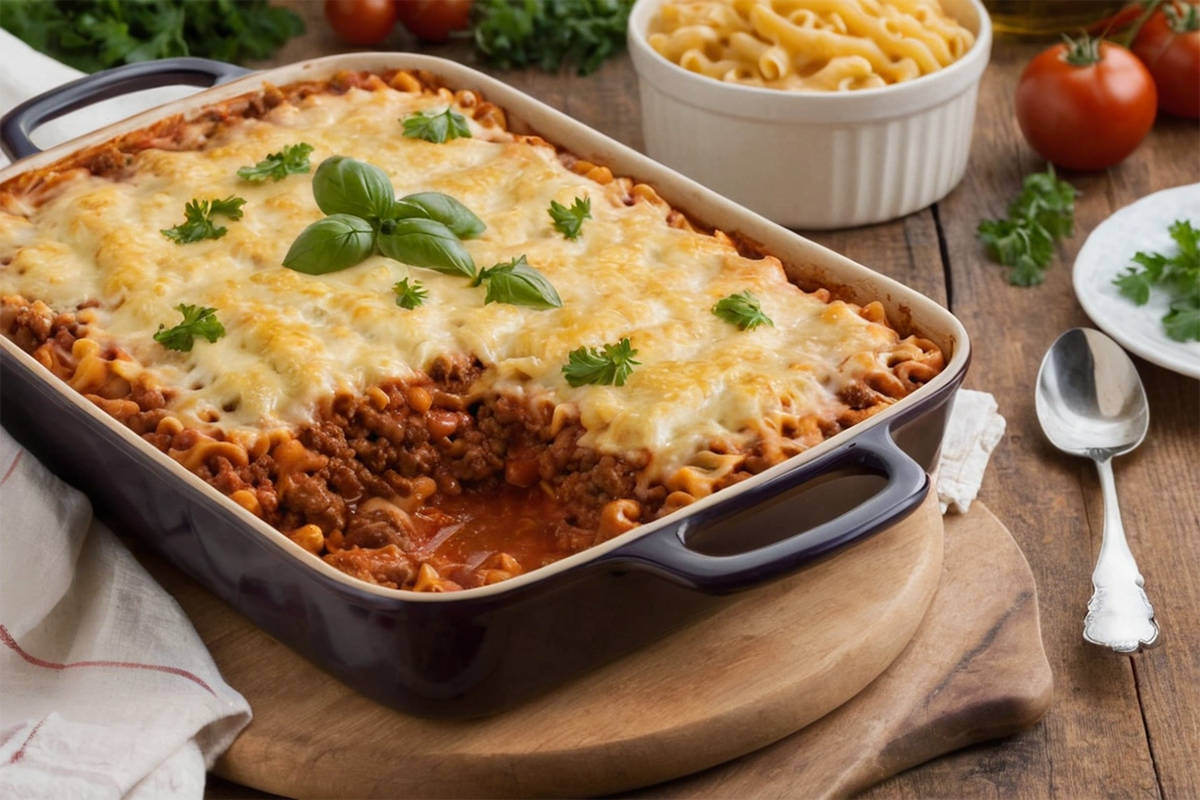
[0,54,969,719]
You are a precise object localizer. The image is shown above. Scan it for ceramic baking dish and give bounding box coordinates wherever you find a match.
[627,0,993,229]
[0,54,969,718]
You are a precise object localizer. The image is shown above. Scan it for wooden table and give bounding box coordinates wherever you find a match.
[233,11,1200,799]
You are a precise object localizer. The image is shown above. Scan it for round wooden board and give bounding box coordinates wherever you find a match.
[164,492,943,799]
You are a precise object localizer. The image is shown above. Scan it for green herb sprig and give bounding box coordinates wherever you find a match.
[237,143,314,182]
[153,304,226,351]
[549,197,592,240]
[161,196,246,244]
[472,0,634,75]
[0,0,303,74]
[977,167,1078,286]
[283,156,484,280]
[402,108,472,144]
[1113,219,1200,342]
[393,278,428,310]
[562,338,641,387]
[472,255,562,309]
[712,291,773,331]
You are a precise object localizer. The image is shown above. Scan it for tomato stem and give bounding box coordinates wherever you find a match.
[1061,33,1103,65]
[1114,0,1166,47]
[1164,0,1200,32]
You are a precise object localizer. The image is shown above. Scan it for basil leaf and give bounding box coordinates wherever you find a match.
[283,214,376,275]
[474,255,561,309]
[392,192,486,239]
[377,218,476,279]
[312,156,395,220]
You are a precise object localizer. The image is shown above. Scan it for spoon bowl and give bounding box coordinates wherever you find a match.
[1036,328,1150,458]
[1035,328,1159,653]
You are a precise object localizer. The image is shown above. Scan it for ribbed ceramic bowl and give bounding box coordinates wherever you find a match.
[627,0,993,229]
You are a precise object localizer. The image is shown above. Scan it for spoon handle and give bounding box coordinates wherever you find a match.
[1084,457,1159,653]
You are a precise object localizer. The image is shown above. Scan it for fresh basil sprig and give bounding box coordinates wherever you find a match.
[392,192,486,239]
[283,214,375,275]
[283,156,485,279]
[472,255,561,309]
[378,218,476,279]
[402,108,471,143]
[312,155,396,220]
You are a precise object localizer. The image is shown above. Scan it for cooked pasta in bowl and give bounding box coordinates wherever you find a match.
[628,0,992,228]
[647,0,976,91]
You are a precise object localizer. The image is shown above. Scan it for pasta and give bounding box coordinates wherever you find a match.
[647,0,975,90]
[0,70,944,592]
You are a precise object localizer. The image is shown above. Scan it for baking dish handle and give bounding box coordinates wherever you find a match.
[604,423,929,595]
[0,57,250,161]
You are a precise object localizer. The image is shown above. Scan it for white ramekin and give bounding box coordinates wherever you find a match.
[627,0,992,229]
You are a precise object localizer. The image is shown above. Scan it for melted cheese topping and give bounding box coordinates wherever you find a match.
[0,85,900,479]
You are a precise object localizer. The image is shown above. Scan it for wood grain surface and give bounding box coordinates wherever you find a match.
[200,499,1051,800]
[225,9,1198,797]
[179,494,946,799]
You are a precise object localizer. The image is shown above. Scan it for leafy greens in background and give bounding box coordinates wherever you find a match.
[1113,219,1200,342]
[977,167,1078,287]
[1,0,304,73]
[472,0,634,75]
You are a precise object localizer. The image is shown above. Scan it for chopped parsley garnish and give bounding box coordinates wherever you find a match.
[712,291,773,331]
[562,338,640,387]
[548,196,592,240]
[237,142,314,182]
[161,196,246,244]
[1113,219,1200,342]
[977,166,1078,286]
[153,304,226,351]
[401,108,471,144]
[393,277,429,310]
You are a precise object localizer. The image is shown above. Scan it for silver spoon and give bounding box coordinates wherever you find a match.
[1035,328,1159,653]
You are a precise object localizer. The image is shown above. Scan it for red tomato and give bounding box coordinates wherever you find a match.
[324,0,399,47]
[1133,0,1200,117]
[1014,38,1157,171]
[394,0,473,43]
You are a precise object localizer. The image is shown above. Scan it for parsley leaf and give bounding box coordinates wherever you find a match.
[401,108,471,144]
[1113,219,1200,342]
[161,196,246,244]
[977,166,1078,286]
[562,338,641,387]
[153,304,226,352]
[393,278,429,310]
[472,0,634,75]
[549,197,592,240]
[712,291,774,331]
[237,143,314,182]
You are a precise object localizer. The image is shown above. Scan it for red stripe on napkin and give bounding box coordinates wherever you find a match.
[0,625,216,696]
[6,716,46,765]
[0,449,23,486]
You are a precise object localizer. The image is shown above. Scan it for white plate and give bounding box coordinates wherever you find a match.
[1073,183,1200,380]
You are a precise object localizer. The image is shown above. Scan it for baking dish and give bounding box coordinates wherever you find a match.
[0,54,969,718]
[627,0,993,229]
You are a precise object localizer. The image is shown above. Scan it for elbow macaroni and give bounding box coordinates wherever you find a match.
[648,0,975,91]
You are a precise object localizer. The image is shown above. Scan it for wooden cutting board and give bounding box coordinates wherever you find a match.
[167,498,1050,799]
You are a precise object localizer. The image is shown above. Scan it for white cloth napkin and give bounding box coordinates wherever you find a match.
[0,31,249,800]
[936,389,1007,514]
